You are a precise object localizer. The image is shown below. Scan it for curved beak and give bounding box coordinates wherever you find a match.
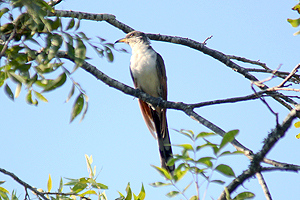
[115,38,127,44]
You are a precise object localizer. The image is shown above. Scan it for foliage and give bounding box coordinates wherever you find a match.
[0,0,116,122]
[0,130,254,200]
[150,129,254,200]
[287,1,300,35]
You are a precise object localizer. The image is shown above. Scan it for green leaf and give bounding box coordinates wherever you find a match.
[64,178,79,186]
[34,91,48,102]
[0,187,9,194]
[58,177,63,192]
[105,47,114,62]
[175,144,194,151]
[151,165,172,180]
[72,182,87,193]
[137,184,146,200]
[166,191,179,198]
[233,192,255,200]
[95,182,108,190]
[173,167,188,182]
[80,96,89,122]
[149,182,171,187]
[48,34,63,61]
[0,181,5,185]
[219,129,239,152]
[287,18,300,28]
[4,84,14,101]
[47,174,52,192]
[0,8,9,18]
[125,183,132,200]
[8,72,26,84]
[78,190,97,197]
[189,195,198,200]
[196,132,215,139]
[70,94,84,123]
[26,90,33,105]
[66,18,75,30]
[210,179,225,185]
[42,72,67,92]
[215,164,235,177]
[197,157,215,168]
[196,139,218,151]
[174,129,194,140]
[0,190,9,200]
[74,36,86,70]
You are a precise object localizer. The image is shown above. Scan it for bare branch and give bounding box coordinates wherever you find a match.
[246,68,300,84]
[190,91,267,108]
[253,104,300,163]
[0,168,50,200]
[251,82,279,124]
[256,172,272,200]
[260,166,300,173]
[227,55,270,70]
[218,105,300,200]
[277,63,300,88]
[48,10,134,33]
[47,9,298,112]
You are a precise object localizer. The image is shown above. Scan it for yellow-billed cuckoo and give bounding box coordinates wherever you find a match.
[115,31,175,173]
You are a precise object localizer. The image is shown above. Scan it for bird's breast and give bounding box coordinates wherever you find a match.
[130,49,160,97]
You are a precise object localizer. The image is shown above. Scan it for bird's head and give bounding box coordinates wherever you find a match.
[115,31,150,47]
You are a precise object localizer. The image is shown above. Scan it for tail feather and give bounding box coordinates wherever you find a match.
[151,109,175,173]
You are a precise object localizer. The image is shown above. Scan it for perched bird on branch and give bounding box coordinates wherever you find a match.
[115,31,175,173]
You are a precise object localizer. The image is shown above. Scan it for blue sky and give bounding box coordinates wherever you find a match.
[1,1,300,199]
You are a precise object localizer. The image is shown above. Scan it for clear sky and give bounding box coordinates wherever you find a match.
[1,1,300,200]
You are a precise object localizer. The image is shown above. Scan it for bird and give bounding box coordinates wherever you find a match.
[115,31,175,173]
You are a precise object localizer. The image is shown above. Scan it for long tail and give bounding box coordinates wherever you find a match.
[151,109,175,173]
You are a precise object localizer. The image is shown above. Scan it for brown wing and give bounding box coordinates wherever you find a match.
[155,53,175,173]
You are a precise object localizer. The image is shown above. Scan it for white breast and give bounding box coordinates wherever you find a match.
[130,43,160,97]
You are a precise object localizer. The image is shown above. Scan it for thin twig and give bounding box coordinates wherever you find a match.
[0,29,16,59]
[48,0,63,7]
[277,64,300,88]
[246,68,300,84]
[256,172,272,200]
[203,35,213,45]
[251,83,279,125]
[227,55,270,70]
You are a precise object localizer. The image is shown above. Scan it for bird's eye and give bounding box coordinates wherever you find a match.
[129,33,134,37]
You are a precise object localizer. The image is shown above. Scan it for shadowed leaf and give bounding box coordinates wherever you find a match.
[4,84,14,101]
[70,94,84,123]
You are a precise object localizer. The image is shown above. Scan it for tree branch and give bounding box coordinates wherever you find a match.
[218,105,300,200]
[0,168,50,200]
[47,10,298,113]
[56,51,300,174]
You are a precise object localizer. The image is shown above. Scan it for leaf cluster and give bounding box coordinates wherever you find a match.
[0,0,118,122]
[150,129,254,200]
[287,2,300,35]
